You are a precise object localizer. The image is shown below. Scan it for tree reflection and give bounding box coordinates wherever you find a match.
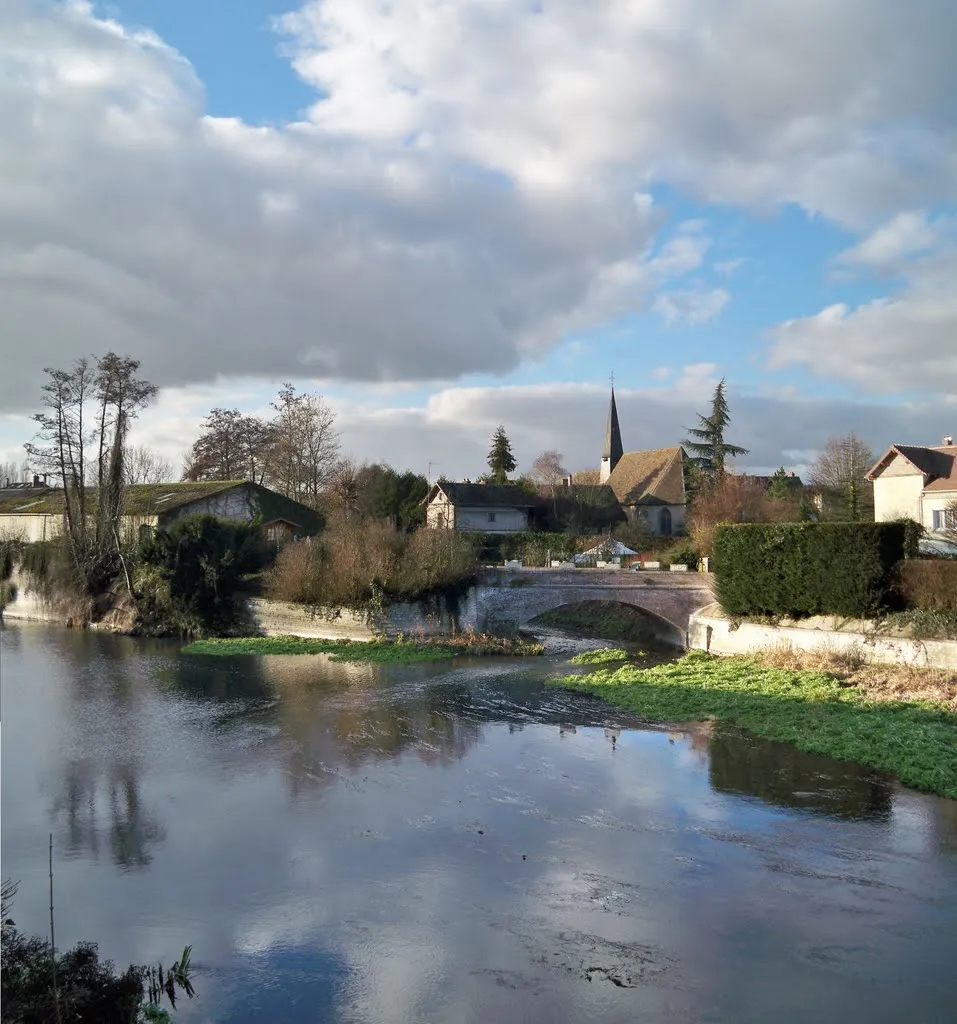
[52,758,165,869]
[708,726,892,821]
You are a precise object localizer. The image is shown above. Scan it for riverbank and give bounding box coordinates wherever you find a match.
[183,632,544,662]
[550,649,957,798]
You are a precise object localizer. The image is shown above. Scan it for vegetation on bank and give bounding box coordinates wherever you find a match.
[265,513,479,612]
[568,648,635,665]
[551,649,957,798]
[1,880,194,1024]
[183,631,544,662]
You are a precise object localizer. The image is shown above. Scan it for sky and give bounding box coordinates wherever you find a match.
[1,0,956,482]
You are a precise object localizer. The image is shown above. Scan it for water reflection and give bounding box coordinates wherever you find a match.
[53,757,165,868]
[708,725,893,821]
[2,623,956,1024]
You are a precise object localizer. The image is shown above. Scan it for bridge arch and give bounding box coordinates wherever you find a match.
[471,570,714,648]
[524,598,685,647]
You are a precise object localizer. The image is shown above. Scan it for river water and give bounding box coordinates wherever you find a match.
[2,622,956,1023]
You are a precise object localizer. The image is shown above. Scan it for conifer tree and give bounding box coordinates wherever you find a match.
[487,425,516,484]
[682,378,749,474]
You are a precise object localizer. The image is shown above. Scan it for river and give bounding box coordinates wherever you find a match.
[2,622,956,1023]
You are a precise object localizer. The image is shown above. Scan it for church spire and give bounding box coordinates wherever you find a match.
[600,380,623,483]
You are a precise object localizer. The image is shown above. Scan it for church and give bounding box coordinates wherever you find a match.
[598,387,688,537]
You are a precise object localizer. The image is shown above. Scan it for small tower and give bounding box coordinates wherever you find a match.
[600,385,624,483]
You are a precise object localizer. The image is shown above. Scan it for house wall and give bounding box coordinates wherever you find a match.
[873,455,925,522]
[158,487,255,526]
[631,503,686,537]
[923,490,957,531]
[426,497,455,530]
[0,514,61,543]
[454,506,528,533]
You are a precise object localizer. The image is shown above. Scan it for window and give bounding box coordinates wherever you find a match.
[933,508,957,531]
[659,507,672,536]
[487,512,497,523]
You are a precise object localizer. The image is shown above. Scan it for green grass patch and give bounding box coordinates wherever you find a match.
[569,648,638,665]
[551,650,957,799]
[183,633,543,663]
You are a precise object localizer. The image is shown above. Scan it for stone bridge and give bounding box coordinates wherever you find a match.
[473,568,715,646]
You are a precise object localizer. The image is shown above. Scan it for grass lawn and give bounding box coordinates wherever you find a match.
[550,650,957,799]
[183,633,543,663]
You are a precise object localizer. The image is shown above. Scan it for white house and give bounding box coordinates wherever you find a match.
[866,438,957,531]
[425,482,537,533]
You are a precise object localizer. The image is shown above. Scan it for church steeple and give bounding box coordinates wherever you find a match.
[600,382,623,483]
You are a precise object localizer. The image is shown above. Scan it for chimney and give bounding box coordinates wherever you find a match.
[32,474,39,487]
[564,474,573,487]
[944,434,954,446]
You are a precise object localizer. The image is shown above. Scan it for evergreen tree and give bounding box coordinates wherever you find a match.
[682,378,749,474]
[487,425,516,484]
[766,467,792,500]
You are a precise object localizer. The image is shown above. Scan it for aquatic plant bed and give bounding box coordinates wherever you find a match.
[184,634,543,663]
[551,650,957,799]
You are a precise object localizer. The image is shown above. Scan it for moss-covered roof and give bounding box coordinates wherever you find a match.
[0,480,323,534]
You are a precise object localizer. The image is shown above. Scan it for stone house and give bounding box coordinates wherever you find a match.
[867,437,957,531]
[425,482,538,533]
[0,480,322,545]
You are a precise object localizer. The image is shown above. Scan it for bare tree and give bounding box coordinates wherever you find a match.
[530,450,568,489]
[1,461,27,486]
[572,468,600,485]
[809,433,875,521]
[25,353,155,591]
[267,383,341,507]
[183,409,273,483]
[124,445,175,486]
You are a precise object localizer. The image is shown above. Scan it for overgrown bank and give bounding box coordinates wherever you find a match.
[183,632,543,662]
[551,649,957,798]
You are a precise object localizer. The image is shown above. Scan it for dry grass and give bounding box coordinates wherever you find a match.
[750,640,957,709]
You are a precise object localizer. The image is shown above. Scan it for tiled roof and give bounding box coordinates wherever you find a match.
[607,446,687,506]
[430,482,538,508]
[868,445,957,491]
[923,446,957,491]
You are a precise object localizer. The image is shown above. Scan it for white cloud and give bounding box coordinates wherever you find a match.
[713,258,747,276]
[282,0,957,226]
[834,210,945,270]
[1,0,955,416]
[652,288,729,326]
[769,248,957,393]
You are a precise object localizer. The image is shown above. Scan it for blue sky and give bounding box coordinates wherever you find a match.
[1,0,955,479]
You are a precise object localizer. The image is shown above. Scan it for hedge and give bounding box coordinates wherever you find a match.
[713,522,906,618]
[897,559,957,613]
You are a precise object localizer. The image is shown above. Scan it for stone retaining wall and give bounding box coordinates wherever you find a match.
[689,603,957,670]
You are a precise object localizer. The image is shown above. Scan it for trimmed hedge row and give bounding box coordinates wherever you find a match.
[713,522,906,618]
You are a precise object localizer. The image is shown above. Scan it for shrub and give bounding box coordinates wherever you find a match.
[137,515,266,636]
[266,515,479,611]
[660,541,700,569]
[688,472,805,557]
[893,517,925,558]
[713,522,906,618]
[897,559,957,613]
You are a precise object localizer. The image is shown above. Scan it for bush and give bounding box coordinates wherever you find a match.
[897,559,957,613]
[266,515,479,611]
[713,522,906,618]
[660,541,700,569]
[894,517,925,558]
[136,515,266,636]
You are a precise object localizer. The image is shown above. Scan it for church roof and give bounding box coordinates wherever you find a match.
[603,388,624,467]
[607,446,687,506]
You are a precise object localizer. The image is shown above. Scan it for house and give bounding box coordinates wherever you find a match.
[867,437,957,532]
[425,482,538,533]
[0,480,323,545]
[599,387,688,536]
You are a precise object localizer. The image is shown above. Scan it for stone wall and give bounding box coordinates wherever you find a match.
[689,603,957,670]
